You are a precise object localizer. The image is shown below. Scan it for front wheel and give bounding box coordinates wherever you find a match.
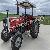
[1,29,11,42]
[11,31,23,50]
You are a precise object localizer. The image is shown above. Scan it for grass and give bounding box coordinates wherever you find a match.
[0,13,19,21]
[0,13,6,21]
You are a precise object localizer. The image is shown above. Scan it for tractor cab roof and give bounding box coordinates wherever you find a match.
[18,1,36,9]
[15,1,36,16]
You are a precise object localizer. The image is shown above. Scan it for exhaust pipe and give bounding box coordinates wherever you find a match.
[6,10,9,17]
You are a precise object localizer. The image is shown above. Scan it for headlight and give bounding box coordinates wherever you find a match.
[3,23,7,26]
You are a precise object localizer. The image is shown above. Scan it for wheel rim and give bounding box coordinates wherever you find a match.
[3,30,8,38]
[15,37,21,47]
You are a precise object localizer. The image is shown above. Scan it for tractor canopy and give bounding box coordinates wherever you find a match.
[15,1,36,16]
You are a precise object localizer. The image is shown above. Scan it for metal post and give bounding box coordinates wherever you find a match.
[17,1,19,15]
[25,7,26,17]
[32,6,33,16]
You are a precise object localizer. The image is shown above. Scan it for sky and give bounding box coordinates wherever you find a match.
[0,0,50,15]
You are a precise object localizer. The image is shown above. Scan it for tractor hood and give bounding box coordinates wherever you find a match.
[9,16,25,31]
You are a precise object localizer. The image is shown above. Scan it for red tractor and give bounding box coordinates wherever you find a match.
[1,1,40,50]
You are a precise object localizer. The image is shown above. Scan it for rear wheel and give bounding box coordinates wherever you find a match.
[30,21,39,38]
[1,29,11,42]
[11,31,23,50]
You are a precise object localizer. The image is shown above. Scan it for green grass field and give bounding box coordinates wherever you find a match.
[0,13,19,21]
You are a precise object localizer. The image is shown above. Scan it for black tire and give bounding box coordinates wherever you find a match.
[30,21,39,38]
[11,31,23,50]
[37,20,40,33]
[1,29,11,42]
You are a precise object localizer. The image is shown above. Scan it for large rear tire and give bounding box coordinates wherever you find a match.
[30,21,39,38]
[11,31,23,50]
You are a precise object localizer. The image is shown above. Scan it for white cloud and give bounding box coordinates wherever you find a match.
[0,0,50,15]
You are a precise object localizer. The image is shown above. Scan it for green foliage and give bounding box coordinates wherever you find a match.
[41,16,50,25]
